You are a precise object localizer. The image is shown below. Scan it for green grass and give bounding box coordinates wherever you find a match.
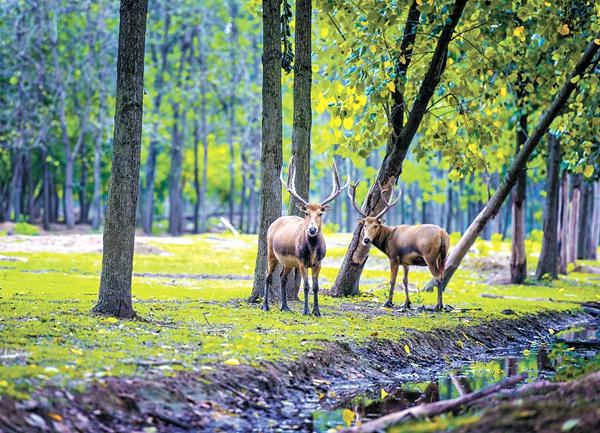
[0,233,598,398]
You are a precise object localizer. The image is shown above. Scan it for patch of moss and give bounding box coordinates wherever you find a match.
[0,234,598,398]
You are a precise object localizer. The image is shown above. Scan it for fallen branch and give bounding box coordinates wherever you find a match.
[480,293,587,305]
[341,373,528,433]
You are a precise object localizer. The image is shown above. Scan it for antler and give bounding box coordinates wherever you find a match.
[374,179,401,219]
[320,159,350,206]
[348,180,368,217]
[280,158,309,207]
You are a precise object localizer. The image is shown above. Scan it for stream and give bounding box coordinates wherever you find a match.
[312,320,600,432]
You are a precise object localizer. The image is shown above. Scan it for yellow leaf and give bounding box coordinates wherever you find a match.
[320,26,329,38]
[548,328,555,335]
[525,83,534,93]
[0,380,8,387]
[595,39,600,46]
[311,64,319,73]
[332,116,342,128]
[224,358,240,366]
[387,81,396,92]
[570,75,580,84]
[558,24,570,36]
[70,348,83,356]
[49,413,62,422]
[342,409,355,426]
[381,388,389,399]
[404,344,411,354]
[416,0,423,5]
[523,349,531,356]
[583,165,594,178]
[456,340,464,349]
[343,117,354,130]
[513,26,525,40]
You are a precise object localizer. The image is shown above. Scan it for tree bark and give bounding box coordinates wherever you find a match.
[510,109,528,283]
[93,0,149,319]
[577,181,593,259]
[227,0,238,226]
[567,174,581,264]
[332,0,467,297]
[535,134,561,280]
[558,172,569,274]
[422,37,600,291]
[590,182,600,260]
[249,0,283,302]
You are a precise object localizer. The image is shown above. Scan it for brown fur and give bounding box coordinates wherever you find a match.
[360,217,450,310]
[263,204,328,316]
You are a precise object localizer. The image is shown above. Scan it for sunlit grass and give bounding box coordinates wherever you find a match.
[0,233,598,398]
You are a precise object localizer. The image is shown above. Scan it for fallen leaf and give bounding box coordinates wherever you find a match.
[342,408,355,426]
[404,344,411,354]
[558,24,570,36]
[224,358,240,366]
[561,419,579,432]
[381,388,389,399]
[49,413,62,422]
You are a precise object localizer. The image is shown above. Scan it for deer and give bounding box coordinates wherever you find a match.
[261,159,349,316]
[349,180,450,311]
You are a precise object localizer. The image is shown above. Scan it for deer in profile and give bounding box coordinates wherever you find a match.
[262,159,348,316]
[349,180,450,311]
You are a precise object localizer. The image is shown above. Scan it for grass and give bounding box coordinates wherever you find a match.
[0,233,599,398]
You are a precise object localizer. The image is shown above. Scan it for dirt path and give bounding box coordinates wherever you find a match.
[0,310,591,433]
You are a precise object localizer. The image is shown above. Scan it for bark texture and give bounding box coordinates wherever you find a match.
[535,134,561,280]
[332,0,467,297]
[510,110,528,283]
[250,0,283,301]
[93,0,148,318]
[423,37,600,291]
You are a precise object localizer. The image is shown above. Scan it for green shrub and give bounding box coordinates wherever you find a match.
[14,221,40,236]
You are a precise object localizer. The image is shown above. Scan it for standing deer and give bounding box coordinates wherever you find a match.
[349,180,450,310]
[262,160,348,316]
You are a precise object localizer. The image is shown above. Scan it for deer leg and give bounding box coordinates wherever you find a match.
[300,264,310,315]
[403,264,411,309]
[435,278,444,311]
[262,271,272,312]
[280,267,293,312]
[311,263,321,317]
[383,259,398,308]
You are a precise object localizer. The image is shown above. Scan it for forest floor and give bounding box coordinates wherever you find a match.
[0,228,599,432]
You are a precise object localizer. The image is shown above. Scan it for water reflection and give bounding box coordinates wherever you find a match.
[313,323,599,432]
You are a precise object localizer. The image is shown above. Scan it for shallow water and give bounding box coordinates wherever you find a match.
[312,321,600,432]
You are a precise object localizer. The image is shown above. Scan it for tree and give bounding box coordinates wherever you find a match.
[93,0,149,318]
[423,37,600,291]
[331,0,468,297]
[249,0,283,302]
[535,134,562,279]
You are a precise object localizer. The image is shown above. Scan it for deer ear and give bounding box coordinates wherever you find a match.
[357,218,365,224]
[378,218,385,224]
[321,204,331,212]
[295,203,307,212]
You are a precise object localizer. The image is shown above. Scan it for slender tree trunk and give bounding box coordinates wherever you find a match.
[249,0,283,302]
[558,172,569,274]
[590,182,600,260]
[92,129,103,230]
[422,37,600,291]
[510,110,528,283]
[332,0,467,297]
[535,134,561,280]
[577,181,593,259]
[93,0,149,318]
[227,1,238,226]
[567,174,582,265]
[79,140,89,224]
[41,147,51,230]
[168,104,184,235]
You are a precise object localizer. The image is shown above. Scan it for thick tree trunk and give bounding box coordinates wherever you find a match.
[93,0,148,319]
[332,0,467,297]
[249,0,283,302]
[535,134,561,280]
[510,111,528,283]
[422,37,600,291]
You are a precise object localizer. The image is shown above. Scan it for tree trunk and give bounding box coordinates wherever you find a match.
[558,172,569,274]
[93,0,148,319]
[567,174,581,265]
[227,0,238,226]
[249,0,283,302]
[577,181,593,259]
[79,140,89,224]
[142,11,170,235]
[332,0,467,297]
[41,147,51,230]
[422,37,600,291]
[535,134,561,280]
[510,110,528,283]
[589,182,600,260]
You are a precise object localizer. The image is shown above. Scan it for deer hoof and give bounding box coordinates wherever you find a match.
[261,304,270,312]
[303,308,310,316]
[281,305,293,313]
[434,303,444,311]
[312,309,321,317]
[403,301,412,309]
[383,300,394,308]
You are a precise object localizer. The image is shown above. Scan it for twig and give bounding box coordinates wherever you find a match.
[203,312,212,328]
[341,373,528,433]
[121,359,183,367]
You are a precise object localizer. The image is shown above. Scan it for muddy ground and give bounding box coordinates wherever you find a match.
[0,309,594,433]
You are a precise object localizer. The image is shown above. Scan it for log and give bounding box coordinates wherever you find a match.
[341,373,527,433]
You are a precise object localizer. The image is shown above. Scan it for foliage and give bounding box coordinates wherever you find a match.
[13,222,40,236]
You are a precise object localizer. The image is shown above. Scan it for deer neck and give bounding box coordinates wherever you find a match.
[372,225,391,253]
